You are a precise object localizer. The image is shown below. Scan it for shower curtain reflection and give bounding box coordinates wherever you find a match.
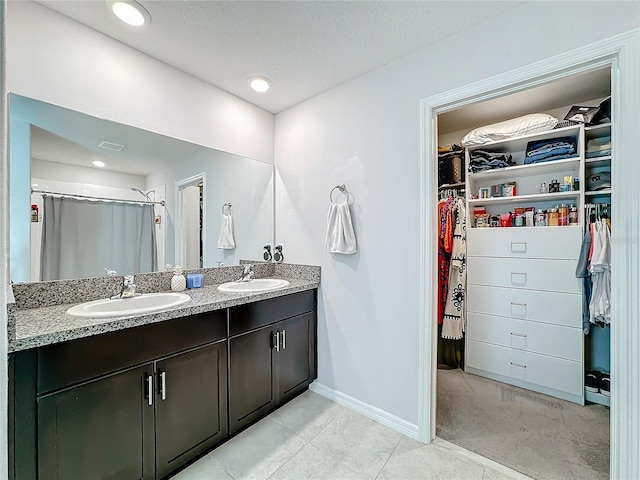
[40,195,157,280]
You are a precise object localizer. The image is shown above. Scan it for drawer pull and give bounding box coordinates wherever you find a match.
[510,332,527,338]
[511,273,527,285]
[510,362,527,369]
[510,302,527,317]
[510,242,527,253]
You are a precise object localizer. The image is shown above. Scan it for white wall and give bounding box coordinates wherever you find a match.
[146,150,273,268]
[274,1,640,429]
[6,1,274,164]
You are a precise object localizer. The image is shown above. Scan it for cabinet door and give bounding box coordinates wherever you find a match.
[37,365,154,480]
[155,342,228,479]
[228,325,277,433]
[278,313,314,401]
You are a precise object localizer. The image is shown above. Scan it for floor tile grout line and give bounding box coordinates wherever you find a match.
[264,440,307,480]
[373,434,404,480]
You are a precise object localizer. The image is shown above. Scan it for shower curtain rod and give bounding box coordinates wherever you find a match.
[31,189,165,206]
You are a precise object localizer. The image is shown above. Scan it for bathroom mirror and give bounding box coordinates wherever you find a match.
[9,94,274,283]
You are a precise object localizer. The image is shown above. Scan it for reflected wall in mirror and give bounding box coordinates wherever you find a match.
[9,94,274,283]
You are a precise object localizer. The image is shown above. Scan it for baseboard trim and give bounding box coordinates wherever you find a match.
[309,382,420,440]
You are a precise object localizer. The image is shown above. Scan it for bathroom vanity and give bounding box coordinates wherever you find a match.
[8,266,319,480]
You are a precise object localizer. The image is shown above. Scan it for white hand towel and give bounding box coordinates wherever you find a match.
[325,202,357,254]
[217,214,236,249]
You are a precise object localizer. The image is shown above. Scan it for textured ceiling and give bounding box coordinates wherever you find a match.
[36,1,520,113]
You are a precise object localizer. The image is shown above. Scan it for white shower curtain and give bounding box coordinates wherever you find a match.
[40,195,158,280]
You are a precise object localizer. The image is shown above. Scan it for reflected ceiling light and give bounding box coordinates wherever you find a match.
[108,1,150,27]
[92,161,106,167]
[31,183,39,188]
[248,76,272,93]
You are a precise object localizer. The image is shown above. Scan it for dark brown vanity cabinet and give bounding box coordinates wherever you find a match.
[228,290,317,433]
[38,364,155,480]
[11,310,228,480]
[154,342,228,479]
[9,289,317,480]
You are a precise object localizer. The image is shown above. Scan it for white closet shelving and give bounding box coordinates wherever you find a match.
[583,121,612,407]
[463,123,595,405]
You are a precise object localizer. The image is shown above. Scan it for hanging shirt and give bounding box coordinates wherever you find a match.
[442,198,467,340]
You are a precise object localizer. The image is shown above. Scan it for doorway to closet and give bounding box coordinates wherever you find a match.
[433,67,612,480]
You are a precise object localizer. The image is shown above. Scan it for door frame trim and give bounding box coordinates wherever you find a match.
[175,173,206,269]
[418,29,640,479]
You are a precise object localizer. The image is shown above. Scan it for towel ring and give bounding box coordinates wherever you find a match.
[330,184,350,204]
[222,203,232,215]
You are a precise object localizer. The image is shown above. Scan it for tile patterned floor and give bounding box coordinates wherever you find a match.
[172,390,530,480]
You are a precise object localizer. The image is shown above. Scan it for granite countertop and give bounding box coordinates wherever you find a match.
[11,275,318,353]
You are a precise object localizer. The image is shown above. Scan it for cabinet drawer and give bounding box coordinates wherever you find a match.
[38,311,227,394]
[466,312,582,361]
[466,340,582,396]
[467,257,581,294]
[467,285,582,328]
[467,227,581,260]
[229,290,316,336]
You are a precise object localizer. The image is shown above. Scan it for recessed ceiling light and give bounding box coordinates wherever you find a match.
[248,76,272,93]
[31,183,39,188]
[93,161,106,167]
[107,1,150,27]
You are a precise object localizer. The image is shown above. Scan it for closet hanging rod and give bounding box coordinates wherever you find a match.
[222,202,232,214]
[31,189,165,206]
[330,184,350,203]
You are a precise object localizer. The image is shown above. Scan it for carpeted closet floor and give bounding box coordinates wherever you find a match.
[436,368,610,480]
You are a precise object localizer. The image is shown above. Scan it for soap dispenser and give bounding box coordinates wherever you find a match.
[171,265,186,292]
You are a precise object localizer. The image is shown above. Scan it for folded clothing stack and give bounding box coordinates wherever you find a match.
[524,136,576,165]
[468,150,514,173]
[586,136,611,158]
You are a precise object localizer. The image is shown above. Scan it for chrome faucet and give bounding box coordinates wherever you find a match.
[112,274,140,299]
[237,265,254,282]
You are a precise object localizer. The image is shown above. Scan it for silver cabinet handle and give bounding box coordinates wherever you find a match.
[510,332,527,338]
[147,375,153,406]
[282,329,286,350]
[160,371,167,401]
[274,331,280,352]
[510,362,527,368]
[510,242,527,253]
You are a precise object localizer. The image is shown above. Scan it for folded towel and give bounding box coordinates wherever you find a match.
[217,214,236,249]
[326,202,357,254]
[587,136,612,152]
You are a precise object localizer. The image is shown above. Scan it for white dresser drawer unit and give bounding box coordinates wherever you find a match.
[467,227,581,260]
[466,312,582,362]
[466,285,582,328]
[466,340,583,399]
[467,257,581,294]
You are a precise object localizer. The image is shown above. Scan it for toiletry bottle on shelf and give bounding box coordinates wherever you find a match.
[171,265,186,291]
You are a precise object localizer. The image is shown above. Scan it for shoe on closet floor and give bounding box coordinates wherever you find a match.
[600,373,611,397]
[585,371,601,393]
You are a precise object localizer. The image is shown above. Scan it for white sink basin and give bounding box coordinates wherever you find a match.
[218,278,290,293]
[66,292,192,318]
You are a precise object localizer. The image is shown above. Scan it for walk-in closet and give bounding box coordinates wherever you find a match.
[434,67,612,480]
